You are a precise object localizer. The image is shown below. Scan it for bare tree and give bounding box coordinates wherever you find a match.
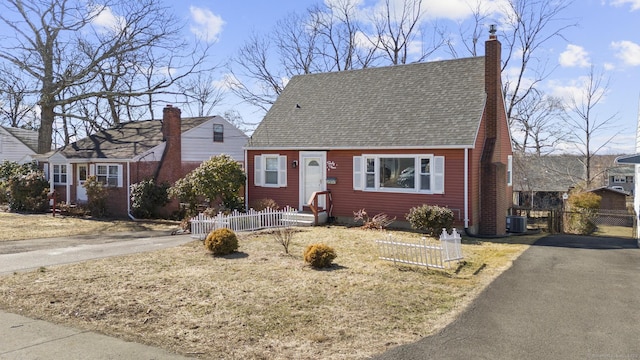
[0,0,212,153]
[512,88,566,155]
[499,0,576,126]
[564,66,620,187]
[229,0,438,114]
[0,67,38,129]
[177,73,225,117]
[370,0,443,64]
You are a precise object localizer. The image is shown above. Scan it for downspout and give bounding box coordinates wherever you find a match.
[464,148,469,228]
[244,147,248,211]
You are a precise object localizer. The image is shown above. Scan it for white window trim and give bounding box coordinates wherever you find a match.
[96,164,123,188]
[254,154,287,188]
[353,154,444,194]
[52,164,68,185]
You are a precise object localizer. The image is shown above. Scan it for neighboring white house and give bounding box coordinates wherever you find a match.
[0,126,38,163]
[616,102,640,240]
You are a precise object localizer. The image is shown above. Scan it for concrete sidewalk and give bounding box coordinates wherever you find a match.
[1,311,194,359]
[0,232,196,359]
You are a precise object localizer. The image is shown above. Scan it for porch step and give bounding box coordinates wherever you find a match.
[282,211,328,226]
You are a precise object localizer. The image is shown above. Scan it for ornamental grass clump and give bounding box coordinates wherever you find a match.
[303,243,336,269]
[204,228,238,256]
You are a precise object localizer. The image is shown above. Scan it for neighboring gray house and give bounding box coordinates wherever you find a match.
[0,126,38,163]
[514,153,634,208]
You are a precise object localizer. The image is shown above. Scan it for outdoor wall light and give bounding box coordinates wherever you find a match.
[292,160,298,168]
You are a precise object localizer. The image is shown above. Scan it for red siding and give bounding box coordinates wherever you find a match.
[247,149,470,227]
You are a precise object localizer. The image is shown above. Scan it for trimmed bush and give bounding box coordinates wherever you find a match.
[406,204,454,236]
[7,171,49,212]
[130,178,170,218]
[204,228,239,256]
[303,243,336,268]
[249,198,279,211]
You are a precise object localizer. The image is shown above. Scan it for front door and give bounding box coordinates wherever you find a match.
[77,164,88,203]
[300,152,326,210]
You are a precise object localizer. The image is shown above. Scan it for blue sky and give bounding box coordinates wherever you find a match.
[175,0,640,155]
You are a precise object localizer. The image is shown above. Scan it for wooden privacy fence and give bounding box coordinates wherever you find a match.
[190,206,298,240]
[375,228,463,270]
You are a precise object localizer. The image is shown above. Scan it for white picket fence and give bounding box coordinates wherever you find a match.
[190,206,298,240]
[375,228,463,269]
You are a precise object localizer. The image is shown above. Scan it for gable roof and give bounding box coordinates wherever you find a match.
[513,154,587,192]
[54,117,212,160]
[2,126,39,152]
[247,57,487,149]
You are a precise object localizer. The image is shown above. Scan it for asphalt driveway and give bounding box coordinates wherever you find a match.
[372,234,640,360]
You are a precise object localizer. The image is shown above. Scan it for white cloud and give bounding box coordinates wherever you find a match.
[189,6,224,43]
[548,76,608,108]
[611,0,640,11]
[558,44,590,68]
[611,40,640,66]
[89,5,126,33]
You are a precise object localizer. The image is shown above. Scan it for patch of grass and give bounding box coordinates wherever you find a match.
[594,225,634,239]
[0,226,543,359]
[0,212,178,241]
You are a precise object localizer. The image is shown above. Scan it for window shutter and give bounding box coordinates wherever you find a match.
[43,163,49,181]
[254,155,263,186]
[278,155,287,187]
[117,164,123,187]
[353,156,363,190]
[89,164,95,176]
[433,156,445,194]
[67,165,73,185]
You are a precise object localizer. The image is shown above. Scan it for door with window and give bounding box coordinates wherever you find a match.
[300,152,326,210]
[77,164,88,203]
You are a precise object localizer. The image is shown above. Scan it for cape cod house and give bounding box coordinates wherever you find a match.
[42,105,248,217]
[0,126,38,163]
[245,32,513,235]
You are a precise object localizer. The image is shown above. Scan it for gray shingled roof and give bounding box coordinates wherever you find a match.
[513,154,587,192]
[2,127,39,152]
[56,117,211,160]
[247,57,487,149]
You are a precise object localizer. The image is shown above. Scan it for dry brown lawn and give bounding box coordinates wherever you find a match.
[0,225,543,359]
[0,212,178,241]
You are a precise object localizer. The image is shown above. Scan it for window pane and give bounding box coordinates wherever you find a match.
[107,177,118,187]
[420,175,430,190]
[265,157,278,171]
[97,166,107,175]
[109,166,118,176]
[379,157,413,188]
[366,174,375,188]
[366,158,375,173]
[265,171,278,184]
[421,158,430,173]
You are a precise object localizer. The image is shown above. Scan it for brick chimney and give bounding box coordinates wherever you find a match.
[479,27,508,236]
[156,105,182,185]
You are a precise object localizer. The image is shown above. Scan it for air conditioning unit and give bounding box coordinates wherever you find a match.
[506,216,527,233]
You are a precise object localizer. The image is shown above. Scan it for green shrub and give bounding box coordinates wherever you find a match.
[406,204,454,236]
[130,179,170,218]
[303,243,336,268]
[204,228,239,256]
[565,192,601,235]
[7,170,49,212]
[84,175,108,217]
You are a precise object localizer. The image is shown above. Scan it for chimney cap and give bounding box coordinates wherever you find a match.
[489,24,497,38]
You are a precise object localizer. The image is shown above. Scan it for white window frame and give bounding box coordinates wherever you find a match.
[353,154,444,194]
[52,164,68,185]
[613,175,626,183]
[254,154,287,188]
[213,124,224,143]
[96,164,123,187]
